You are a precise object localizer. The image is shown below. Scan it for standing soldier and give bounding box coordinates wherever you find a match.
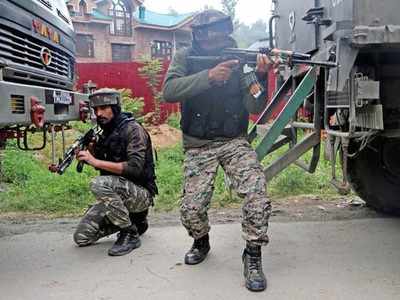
[163,10,273,292]
[73,88,158,256]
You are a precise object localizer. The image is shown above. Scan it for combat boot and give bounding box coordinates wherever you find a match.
[242,242,267,292]
[184,234,210,265]
[108,225,141,256]
[129,210,149,236]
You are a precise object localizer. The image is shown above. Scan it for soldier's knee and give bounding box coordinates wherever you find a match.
[89,177,103,193]
[73,232,93,247]
[73,223,99,247]
[180,203,206,219]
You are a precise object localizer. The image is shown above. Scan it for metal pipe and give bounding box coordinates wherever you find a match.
[268,15,280,49]
[61,125,66,155]
[325,129,367,138]
[51,125,56,164]
[292,122,315,129]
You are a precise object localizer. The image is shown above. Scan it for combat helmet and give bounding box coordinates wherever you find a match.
[191,9,233,41]
[89,88,121,108]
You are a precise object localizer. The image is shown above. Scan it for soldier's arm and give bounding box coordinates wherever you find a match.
[162,49,213,103]
[121,123,147,179]
[76,151,124,174]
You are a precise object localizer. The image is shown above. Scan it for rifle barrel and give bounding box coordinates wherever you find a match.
[291,59,338,68]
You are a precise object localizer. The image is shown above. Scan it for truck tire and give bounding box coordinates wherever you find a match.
[347,137,400,215]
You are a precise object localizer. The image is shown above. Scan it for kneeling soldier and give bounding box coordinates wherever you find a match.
[73,88,158,256]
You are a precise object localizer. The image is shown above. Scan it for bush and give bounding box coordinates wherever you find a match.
[119,88,144,120]
[166,113,181,129]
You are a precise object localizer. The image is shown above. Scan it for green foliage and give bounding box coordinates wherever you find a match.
[0,143,95,214]
[0,135,336,215]
[119,88,144,120]
[70,121,93,134]
[153,144,183,211]
[166,113,181,129]
[221,0,239,20]
[233,20,269,48]
[257,139,335,197]
[138,57,164,124]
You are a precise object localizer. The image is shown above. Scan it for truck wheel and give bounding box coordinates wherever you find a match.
[347,137,400,215]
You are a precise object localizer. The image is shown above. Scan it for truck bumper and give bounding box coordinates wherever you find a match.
[0,80,89,128]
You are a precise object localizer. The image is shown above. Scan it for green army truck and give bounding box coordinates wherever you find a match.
[252,0,400,214]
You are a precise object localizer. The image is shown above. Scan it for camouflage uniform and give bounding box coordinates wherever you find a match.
[163,42,271,247]
[181,138,271,246]
[73,102,157,247]
[73,175,153,246]
[164,9,269,290]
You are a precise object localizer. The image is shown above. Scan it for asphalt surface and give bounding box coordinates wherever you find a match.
[1,218,400,300]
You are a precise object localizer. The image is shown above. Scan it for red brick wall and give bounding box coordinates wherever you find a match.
[76,62,278,124]
[76,62,179,122]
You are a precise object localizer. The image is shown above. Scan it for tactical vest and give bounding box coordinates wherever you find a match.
[95,114,158,197]
[181,48,249,139]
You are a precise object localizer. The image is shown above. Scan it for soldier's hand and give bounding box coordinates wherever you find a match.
[256,53,279,75]
[76,150,98,167]
[208,59,239,85]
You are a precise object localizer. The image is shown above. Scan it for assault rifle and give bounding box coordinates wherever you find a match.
[49,126,102,175]
[187,47,338,68]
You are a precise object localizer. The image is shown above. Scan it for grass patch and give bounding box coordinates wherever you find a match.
[0,142,96,215]
[0,132,337,215]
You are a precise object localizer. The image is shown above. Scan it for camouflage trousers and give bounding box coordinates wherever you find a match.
[73,175,153,246]
[181,138,271,246]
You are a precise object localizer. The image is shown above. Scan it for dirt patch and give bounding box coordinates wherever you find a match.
[145,124,182,149]
[0,195,386,238]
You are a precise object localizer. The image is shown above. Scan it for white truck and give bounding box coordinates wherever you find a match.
[0,0,88,150]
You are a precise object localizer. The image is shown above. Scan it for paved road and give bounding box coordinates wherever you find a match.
[1,218,400,300]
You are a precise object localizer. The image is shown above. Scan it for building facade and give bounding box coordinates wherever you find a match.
[66,0,195,63]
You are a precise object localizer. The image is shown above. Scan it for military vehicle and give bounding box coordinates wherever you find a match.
[250,0,400,214]
[0,0,88,151]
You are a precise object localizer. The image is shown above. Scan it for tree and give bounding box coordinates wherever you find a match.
[233,19,269,48]
[167,7,179,16]
[138,57,164,125]
[221,0,239,21]
[203,5,214,10]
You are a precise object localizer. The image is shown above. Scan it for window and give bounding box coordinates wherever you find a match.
[112,44,132,62]
[109,0,132,36]
[151,40,172,60]
[77,0,87,16]
[76,34,94,57]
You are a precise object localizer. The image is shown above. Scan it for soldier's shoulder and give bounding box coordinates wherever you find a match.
[126,119,148,137]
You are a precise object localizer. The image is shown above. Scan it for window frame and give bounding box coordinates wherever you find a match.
[76,34,94,58]
[151,40,173,60]
[109,0,132,37]
[111,43,133,62]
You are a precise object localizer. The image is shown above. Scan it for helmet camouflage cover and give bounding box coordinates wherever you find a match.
[89,88,121,107]
[191,9,233,40]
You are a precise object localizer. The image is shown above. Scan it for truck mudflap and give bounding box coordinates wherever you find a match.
[0,80,89,128]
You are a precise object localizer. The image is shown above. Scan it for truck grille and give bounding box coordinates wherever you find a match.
[10,95,25,114]
[0,23,73,88]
